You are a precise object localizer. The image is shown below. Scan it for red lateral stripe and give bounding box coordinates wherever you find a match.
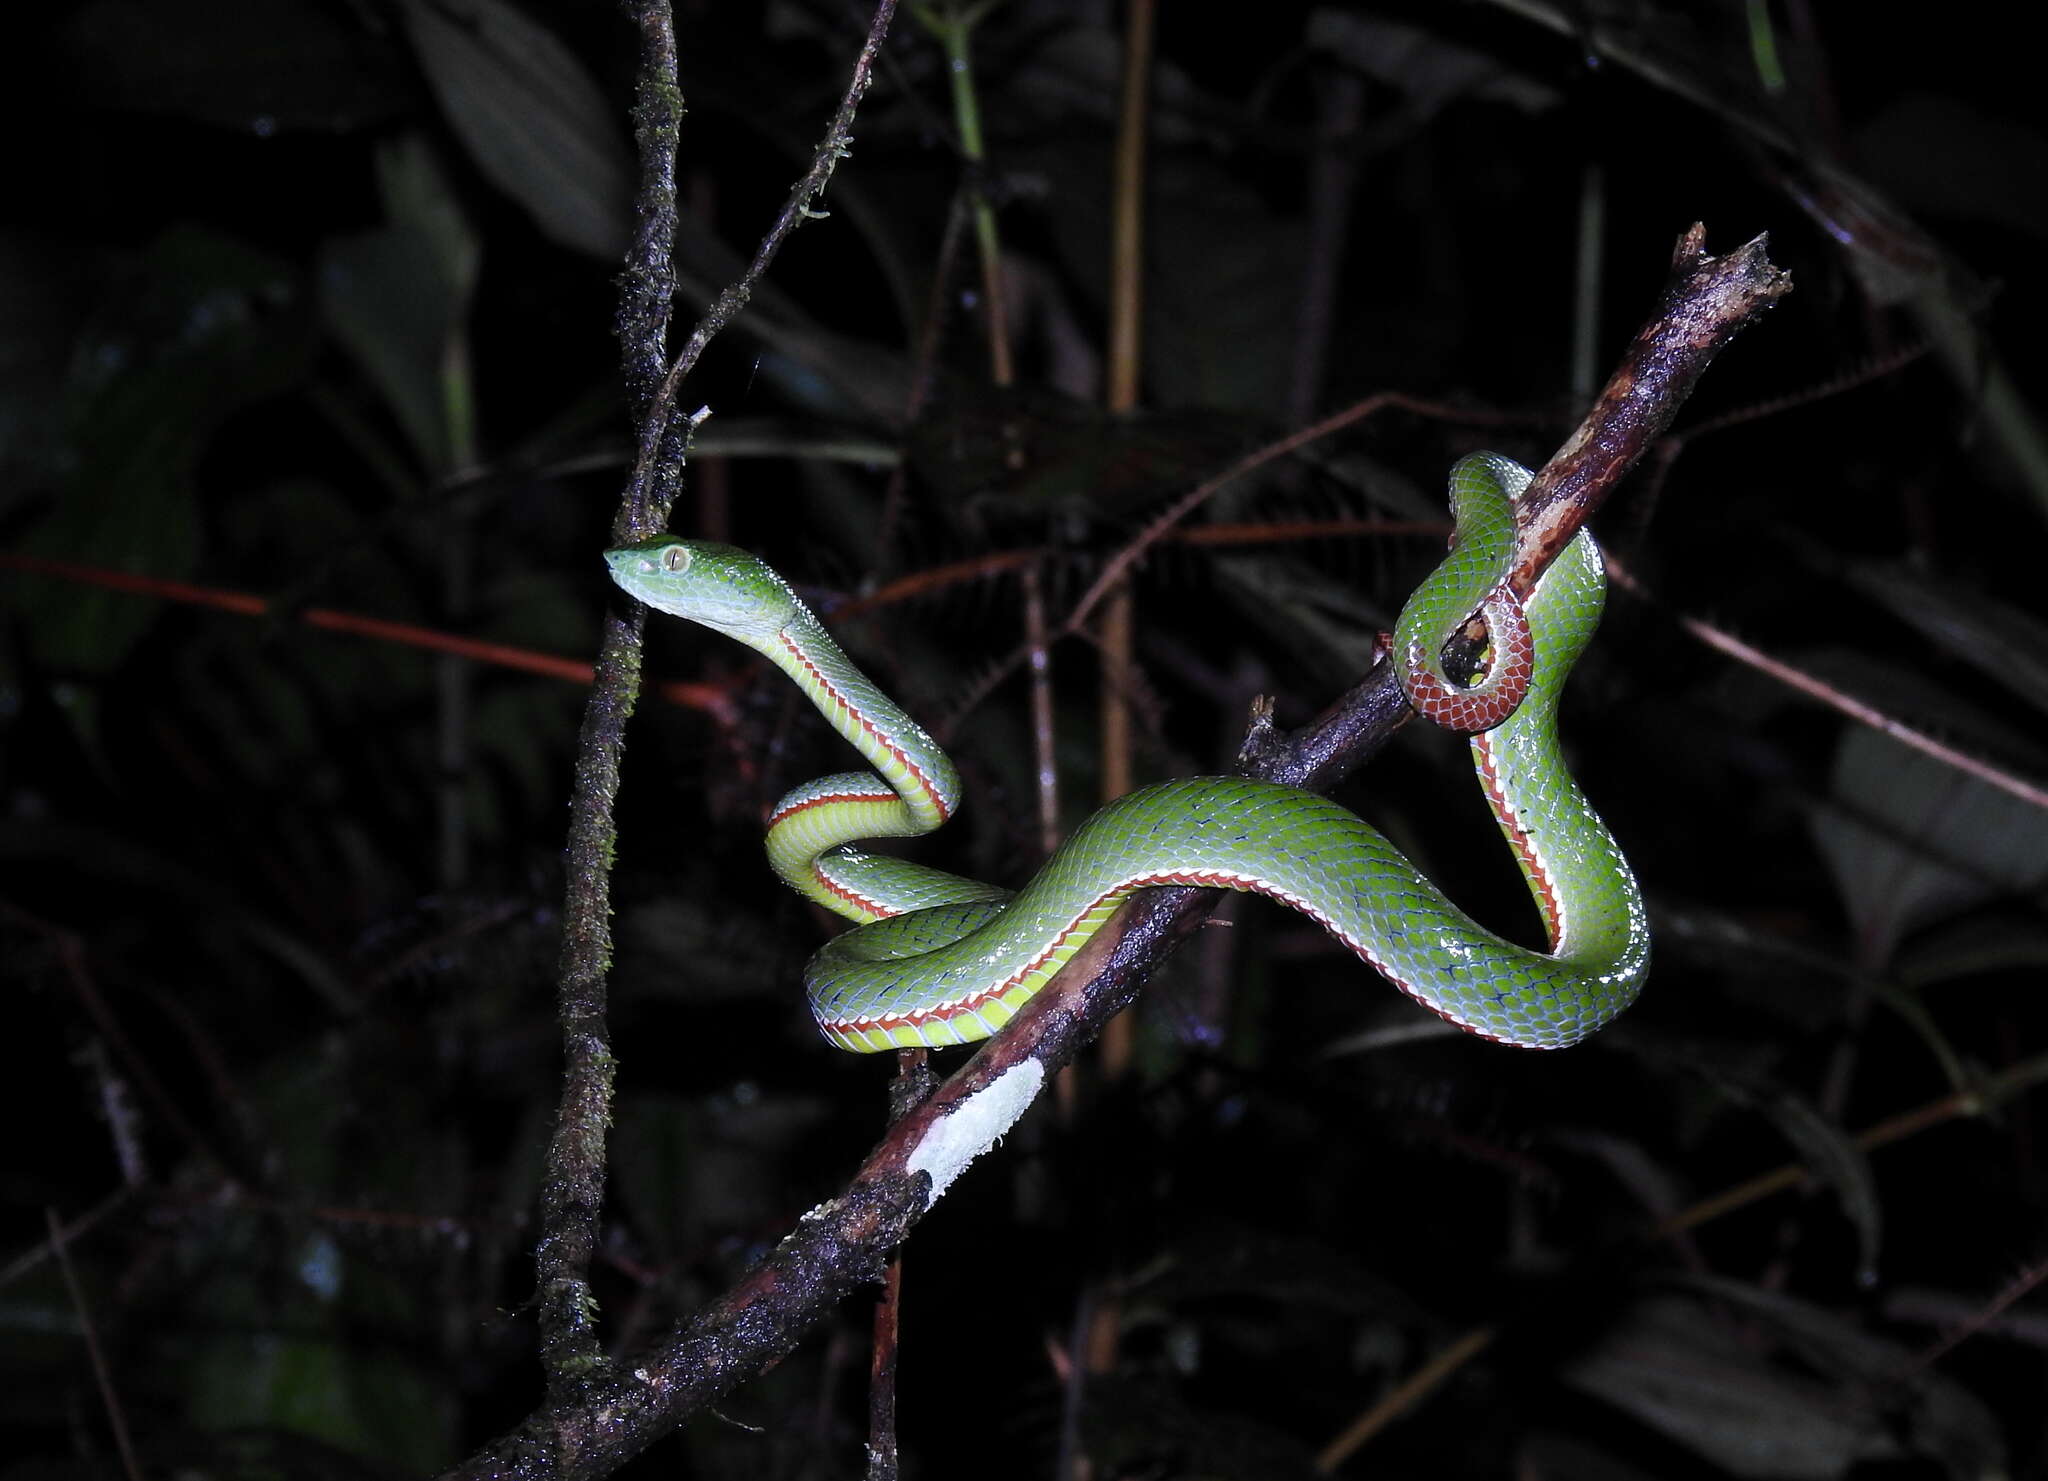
[779,632,952,823]
[811,864,899,919]
[1471,732,1563,947]
[823,867,1406,1038]
[768,786,899,829]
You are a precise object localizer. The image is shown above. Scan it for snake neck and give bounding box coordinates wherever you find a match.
[752,609,965,918]
[763,610,961,830]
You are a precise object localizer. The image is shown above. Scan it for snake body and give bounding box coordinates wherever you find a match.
[607,453,1648,1053]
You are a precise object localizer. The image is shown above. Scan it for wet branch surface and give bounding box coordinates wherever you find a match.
[444,226,1789,1476]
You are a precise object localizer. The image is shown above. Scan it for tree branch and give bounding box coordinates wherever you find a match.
[526,0,905,1414]
[622,0,902,534]
[446,227,1787,1476]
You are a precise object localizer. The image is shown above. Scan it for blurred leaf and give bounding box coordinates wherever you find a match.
[1812,722,2048,968]
[398,0,632,261]
[1655,904,1973,1098]
[176,1329,452,1474]
[1486,0,1788,150]
[1132,1224,1425,1327]
[1213,552,1383,680]
[1897,913,2048,989]
[1661,1048,1884,1283]
[1144,158,1307,417]
[1842,558,2048,719]
[1564,1282,2004,1478]
[618,897,806,1005]
[318,136,479,474]
[613,1089,835,1260]
[907,384,1254,523]
[9,229,304,674]
[612,1093,701,1261]
[1081,1373,1320,1480]
[1307,10,1561,118]
[0,233,107,497]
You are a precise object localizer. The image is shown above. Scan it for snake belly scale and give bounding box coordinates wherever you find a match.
[607,452,1649,1053]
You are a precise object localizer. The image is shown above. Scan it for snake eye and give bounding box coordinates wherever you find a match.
[661,545,690,573]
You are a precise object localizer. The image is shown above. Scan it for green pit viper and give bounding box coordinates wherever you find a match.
[606,452,1649,1053]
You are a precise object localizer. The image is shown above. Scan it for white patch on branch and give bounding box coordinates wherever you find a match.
[904,1060,1045,1204]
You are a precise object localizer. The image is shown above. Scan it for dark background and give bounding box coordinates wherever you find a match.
[4,1,2046,1477]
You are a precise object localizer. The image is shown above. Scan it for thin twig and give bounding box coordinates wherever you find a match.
[1314,1326,1497,1472]
[1603,554,2048,813]
[868,1052,930,1477]
[1062,392,1510,639]
[1898,1253,2048,1380]
[624,0,904,533]
[1653,1054,2048,1239]
[6,903,230,1179]
[915,1,1014,387]
[0,1191,131,1292]
[46,1208,144,1481]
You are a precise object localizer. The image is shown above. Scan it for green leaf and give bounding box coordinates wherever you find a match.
[1811,722,2048,968]
[1655,904,1973,1098]
[398,0,632,261]
[612,1089,835,1260]
[176,1329,453,1474]
[1841,558,2048,719]
[317,136,479,474]
[10,228,304,673]
[1563,1281,2004,1478]
[1671,1049,1885,1284]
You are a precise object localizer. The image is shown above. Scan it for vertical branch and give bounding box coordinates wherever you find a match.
[1066,0,1160,1442]
[537,0,905,1413]
[542,0,908,1390]
[616,0,683,536]
[866,1257,905,1479]
[1093,0,1154,1079]
[622,4,903,534]
[919,2,1015,386]
[1289,68,1364,426]
[529,0,686,1387]
[865,1050,929,1480]
[1104,0,1153,415]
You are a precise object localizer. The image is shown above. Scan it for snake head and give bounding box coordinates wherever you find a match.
[604,538,803,646]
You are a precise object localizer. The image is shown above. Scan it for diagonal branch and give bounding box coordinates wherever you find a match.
[446,228,1788,1477]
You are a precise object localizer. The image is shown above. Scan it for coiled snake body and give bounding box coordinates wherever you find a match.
[607,453,1648,1053]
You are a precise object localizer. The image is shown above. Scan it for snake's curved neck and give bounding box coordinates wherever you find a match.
[750,608,967,920]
